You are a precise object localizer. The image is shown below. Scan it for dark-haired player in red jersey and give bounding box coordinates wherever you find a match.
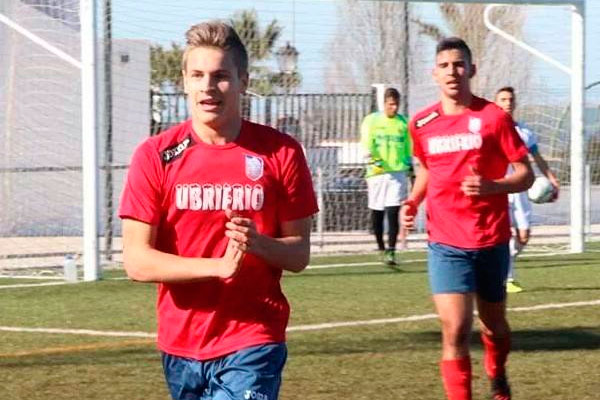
[400,37,534,400]
[119,21,318,400]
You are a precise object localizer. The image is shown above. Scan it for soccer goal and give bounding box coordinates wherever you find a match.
[0,0,590,281]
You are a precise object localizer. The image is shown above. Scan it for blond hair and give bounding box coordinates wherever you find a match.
[182,21,248,76]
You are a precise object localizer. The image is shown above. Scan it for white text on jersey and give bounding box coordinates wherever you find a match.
[428,133,482,155]
[175,184,264,211]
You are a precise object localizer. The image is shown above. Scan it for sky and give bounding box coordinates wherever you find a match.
[109,0,600,103]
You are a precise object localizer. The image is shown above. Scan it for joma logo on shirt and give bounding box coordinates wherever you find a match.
[416,111,440,128]
[244,390,268,400]
[162,137,192,163]
[175,183,264,211]
[428,133,482,155]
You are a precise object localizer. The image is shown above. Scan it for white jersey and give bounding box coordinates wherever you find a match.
[515,122,538,154]
[508,122,538,224]
[507,122,538,177]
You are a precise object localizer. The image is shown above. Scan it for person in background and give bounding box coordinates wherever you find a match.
[360,87,413,265]
[495,86,560,293]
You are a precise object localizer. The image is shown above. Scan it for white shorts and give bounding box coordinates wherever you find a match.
[366,172,408,211]
[509,191,532,230]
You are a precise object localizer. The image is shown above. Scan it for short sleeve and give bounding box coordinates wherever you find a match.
[119,140,164,225]
[277,138,319,222]
[515,124,539,154]
[497,113,529,162]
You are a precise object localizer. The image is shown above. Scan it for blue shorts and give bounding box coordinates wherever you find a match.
[162,343,287,400]
[428,241,509,302]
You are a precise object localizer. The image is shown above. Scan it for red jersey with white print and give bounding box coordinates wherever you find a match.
[119,119,318,360]
[409,97,528,249]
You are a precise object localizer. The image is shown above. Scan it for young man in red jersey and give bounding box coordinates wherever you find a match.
[401,37,534,400]
[119,21,318,400]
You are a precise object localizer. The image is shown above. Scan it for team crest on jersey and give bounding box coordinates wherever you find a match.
[415,111,439,128]
[161,136,193,163]
[245,155,264,181]
[468,117,482,134]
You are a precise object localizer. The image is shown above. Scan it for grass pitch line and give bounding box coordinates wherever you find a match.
[306,250,569,270]
[508,300,600,312]
[1,299,599,338]
[287,312,439,331]
[0,275,64,280]
[0,281,69,289]
[0,339,155,358]
[288,299,600,332]
[0,326,156,338]
[0,247,585,285]
[308,261,384,269]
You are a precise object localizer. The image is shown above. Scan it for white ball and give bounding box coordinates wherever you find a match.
[528,176,555,204]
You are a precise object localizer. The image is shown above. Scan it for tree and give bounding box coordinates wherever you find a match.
[230,9,295,95]
[149,10,297,95]
[413,4,530,96]
[324,1,410,94]
[150,42,184,90]
[326,3,530,104]
[149,43,184,134]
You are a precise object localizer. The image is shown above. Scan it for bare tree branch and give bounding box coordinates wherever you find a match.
[325,0,410,94]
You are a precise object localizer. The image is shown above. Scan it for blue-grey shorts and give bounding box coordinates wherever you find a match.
[162,343,287,400]
[428,241,509,302]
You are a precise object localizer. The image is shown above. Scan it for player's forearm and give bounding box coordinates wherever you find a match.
[494,161,534,194]
[251,234,310,273]
[532,152,557,184]
[123,245,222,283]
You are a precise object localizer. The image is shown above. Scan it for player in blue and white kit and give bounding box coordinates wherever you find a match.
[495,87,560,293]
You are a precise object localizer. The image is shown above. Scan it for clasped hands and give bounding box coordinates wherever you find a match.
[217,210,258,279]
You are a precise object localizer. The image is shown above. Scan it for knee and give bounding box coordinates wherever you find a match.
[441,320,472,348]
[480,319,510,338]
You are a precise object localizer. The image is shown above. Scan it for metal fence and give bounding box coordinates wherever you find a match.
[149,90,376,234]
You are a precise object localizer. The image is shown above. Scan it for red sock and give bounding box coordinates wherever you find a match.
[481,333,511,378]
[440,356,472,400]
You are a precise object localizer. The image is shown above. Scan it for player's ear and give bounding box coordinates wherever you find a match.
[469,63,477,79]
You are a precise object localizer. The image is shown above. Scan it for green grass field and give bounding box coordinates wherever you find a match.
[1,245,599,399]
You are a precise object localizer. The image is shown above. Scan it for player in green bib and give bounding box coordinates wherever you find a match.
[360,87,413,265]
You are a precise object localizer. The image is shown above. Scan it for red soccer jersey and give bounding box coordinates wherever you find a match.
[409,97,528,249]
[119,119,318,360]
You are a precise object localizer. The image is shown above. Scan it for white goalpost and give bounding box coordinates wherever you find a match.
[80,0,100,280]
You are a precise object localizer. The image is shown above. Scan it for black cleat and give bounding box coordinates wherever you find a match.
[490,375,511,400]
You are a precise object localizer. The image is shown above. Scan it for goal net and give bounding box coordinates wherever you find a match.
[0,0,84,273]
[0,0,596,274]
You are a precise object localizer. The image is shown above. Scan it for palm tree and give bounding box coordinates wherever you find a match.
[230,9,284,94]
[150,42,184,89]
